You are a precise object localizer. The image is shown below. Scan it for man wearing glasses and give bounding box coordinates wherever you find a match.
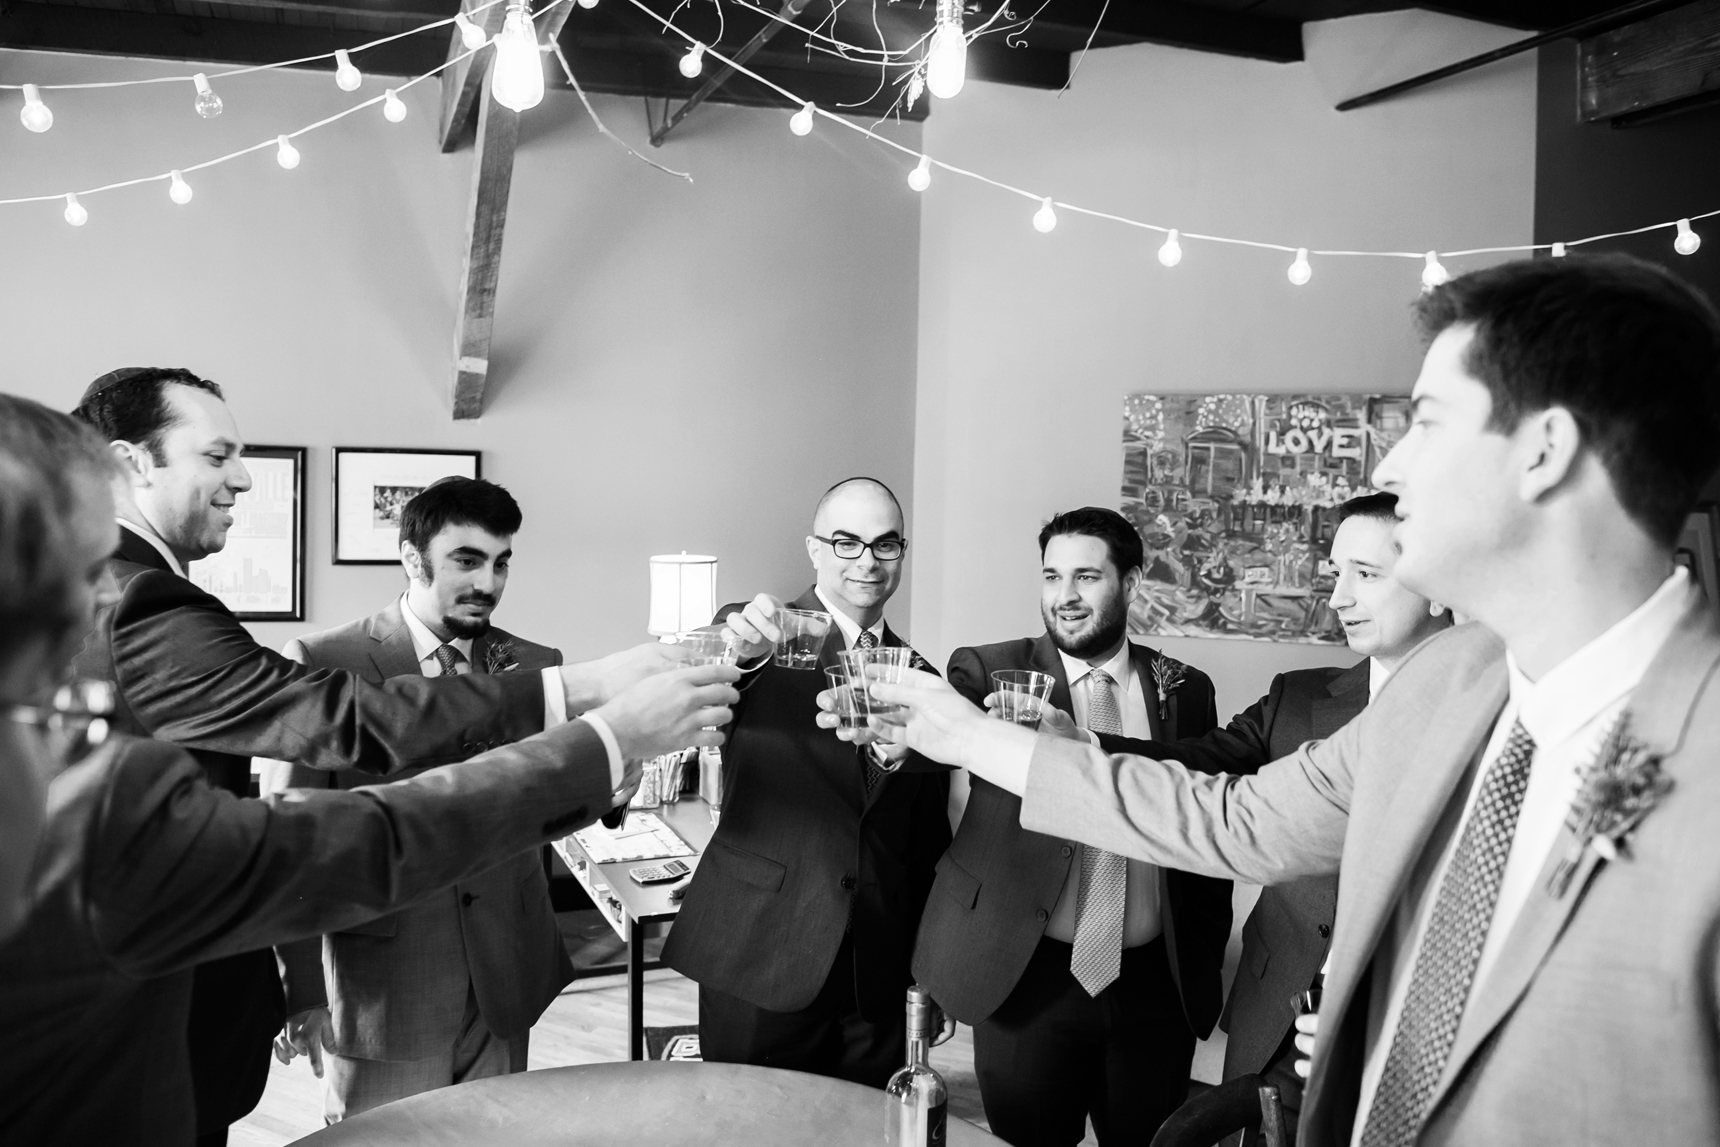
[662,477,953,1086]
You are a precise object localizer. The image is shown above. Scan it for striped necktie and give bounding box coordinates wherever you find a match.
[1070,668,1129,997]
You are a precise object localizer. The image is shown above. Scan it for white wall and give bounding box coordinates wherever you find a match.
[909,12,1538,718]
[0,50,922,658]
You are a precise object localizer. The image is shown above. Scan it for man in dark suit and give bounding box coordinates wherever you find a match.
[661,477,952,1086]
[263,478,574,1120]
[911,506,1227,1146]
[1103,493,1451,1142]
[68,369,676,1145]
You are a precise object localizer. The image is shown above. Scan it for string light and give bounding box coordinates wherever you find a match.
[192,74,223,119]
[62,193,87,227]
[578,0,599,8]
[1158,228,1182,267]
[383,89,408,122]
[19,84,52,133]
[1033,196,1057,233]
[925,0,967,100]
[1420,251,1449,288]
[789,101,815,136]
[333,49,363,92]
[680,43,706,78]
[275,134,301,168]
[1551,242,1566,258]
[908,154,932,192]
[1675,218,1702,256]
[168,170,193,205]
[1287,247,1311,285]
[454,10,489,50]
[491,1,546,112]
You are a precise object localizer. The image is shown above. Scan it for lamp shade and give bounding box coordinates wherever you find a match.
[648,553,719,637]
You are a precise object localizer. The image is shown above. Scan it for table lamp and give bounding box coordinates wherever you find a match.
[648,552,718,641]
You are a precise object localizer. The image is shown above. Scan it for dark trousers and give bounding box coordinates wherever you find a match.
[974,936,1194,1147]
[698,934,905,1089]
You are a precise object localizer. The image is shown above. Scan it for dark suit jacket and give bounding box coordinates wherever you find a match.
[0,720,613,1147]
[1109,660,1368,1080]
[267,601,573,1059]
[661,588,952,1022]
[69,529,556,1129]
[912,634,1231,1036]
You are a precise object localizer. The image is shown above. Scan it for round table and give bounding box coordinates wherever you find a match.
[296,1060,1003,1146]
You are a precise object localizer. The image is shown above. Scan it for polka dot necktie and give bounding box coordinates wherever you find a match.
[432,643,464,677]
[854,630,886,797]
[1070,668,1129,997]
[1359,721,1537,1147]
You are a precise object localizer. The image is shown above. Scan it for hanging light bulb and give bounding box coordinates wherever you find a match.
[490,1,546,112]
[577,0,599,9]
[1157,228,1182,267]
[192,74,223,119]
[63,193,87,227]
[1420,250,1449,289]
[19,84,53,133]
[275,135,301,169]
[383,89,408,122]
[925,0,967,100]
[789,101,815,136]
[680,43,705,78]
[1287,248,1311,286]
[908,154,932,192]
[1551,241,1567,258]
[453,10,488,50]
[1675,218,1702,256]
[1033,197,1057,233]
[168,170,193,205]
[333,49,363,92]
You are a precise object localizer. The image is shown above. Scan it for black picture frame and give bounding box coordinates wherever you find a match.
[1674,502,1720,605]
[185,445,306,621]
[332,447,482,565]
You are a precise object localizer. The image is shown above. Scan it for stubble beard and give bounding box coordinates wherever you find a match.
[1043,594,1129,661]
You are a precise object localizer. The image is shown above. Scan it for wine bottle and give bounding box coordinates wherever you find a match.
[885,985,947,1147]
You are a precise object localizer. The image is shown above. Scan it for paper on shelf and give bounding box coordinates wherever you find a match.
[570,811,697,864]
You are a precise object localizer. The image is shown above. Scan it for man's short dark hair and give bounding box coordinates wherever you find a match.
[1415,253,1720,546]
[397,477,522,554]
[70,367,224,466]
[1337,492,1399,526]
[1038,507,1145,574]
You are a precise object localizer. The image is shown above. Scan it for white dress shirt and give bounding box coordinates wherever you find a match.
[1367,657,1389,703]
[1049,644,1162,948]
[1349,567,1693,1144]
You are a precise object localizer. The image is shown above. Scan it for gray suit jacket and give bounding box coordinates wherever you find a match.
[263,600,572,1060]
[1019,599,1720,1147]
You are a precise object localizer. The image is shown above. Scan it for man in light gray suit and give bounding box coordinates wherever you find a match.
[836,255,1720,1146]
[263,478,570,1121]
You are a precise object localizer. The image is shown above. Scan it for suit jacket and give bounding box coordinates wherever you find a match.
[1112,661,1368,1079]
[661,588,952,1021]
[265,600,573,1060]
[0,720,614,1147]
[1018,603,1720,1147]
[69,530,555,1129]
[912,635,1231,1036]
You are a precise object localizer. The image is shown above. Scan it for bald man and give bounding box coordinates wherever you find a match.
[660,478,952,1086]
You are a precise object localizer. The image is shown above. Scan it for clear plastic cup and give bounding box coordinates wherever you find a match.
[991,669,1055,730]
[773,608,833,670]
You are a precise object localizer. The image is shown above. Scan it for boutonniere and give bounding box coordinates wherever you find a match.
[1548,713,1673,897]
[906,648,932,673]
[1151,654,1189,723]
[482,635,520,675]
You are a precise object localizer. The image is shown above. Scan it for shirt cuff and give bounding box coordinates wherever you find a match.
[580,711,627,792]
[962,717,1037,797]
[541,666,568,729]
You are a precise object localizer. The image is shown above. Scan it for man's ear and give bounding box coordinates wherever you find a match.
[400,543,426,584]
[1123,566,1144,600]
[109,440,152,489]
[1517,407,1584,505]
[804,535,820,569]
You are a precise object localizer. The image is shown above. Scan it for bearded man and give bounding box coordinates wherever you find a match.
[910,506,1230,1147]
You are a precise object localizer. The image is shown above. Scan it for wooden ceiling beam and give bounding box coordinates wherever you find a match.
[437,0,511,151]
[1022,0,1304,63]
[1580,0,1720,124]
[451,68,517,420]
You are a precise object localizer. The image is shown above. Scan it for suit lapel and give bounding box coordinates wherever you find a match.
[114,524,174,574]
[1031,635,1073,717]
[1310,660,1371,736]
[367,599,422,680]
[1127,642,1166,740]
[1429,597,1720,1116]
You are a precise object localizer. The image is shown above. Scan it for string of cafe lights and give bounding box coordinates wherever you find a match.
[4,0,1715,283]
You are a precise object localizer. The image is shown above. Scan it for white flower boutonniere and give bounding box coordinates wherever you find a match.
[1548,713,1673,898]
[483,636,521,675]
[1151,654,1190,724]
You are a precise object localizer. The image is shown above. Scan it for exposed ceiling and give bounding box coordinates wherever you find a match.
[0,0,1628,124]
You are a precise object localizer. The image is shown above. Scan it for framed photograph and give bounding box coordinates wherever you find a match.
[186,446,306,620]
[1675,503,1720,605]
[333,448,481,564]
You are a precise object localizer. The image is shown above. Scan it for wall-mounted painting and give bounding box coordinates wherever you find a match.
[1121,393,1410,644]
[333,448,481,564]
[187,445,305,620]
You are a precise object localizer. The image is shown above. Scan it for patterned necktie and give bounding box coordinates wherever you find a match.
[854,629,887,797]
[1071,668,1129,997]
[432,643,463,677]
[1359,721,1537,1147]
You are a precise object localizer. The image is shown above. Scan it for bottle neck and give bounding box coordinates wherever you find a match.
[906,1034,930,1067]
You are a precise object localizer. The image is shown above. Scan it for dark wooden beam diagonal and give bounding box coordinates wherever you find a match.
[650,0,812,146]
[1581,0,1720,124]
[1021,0,1304,63]
[437,0,511,151]
[451,68,518,420]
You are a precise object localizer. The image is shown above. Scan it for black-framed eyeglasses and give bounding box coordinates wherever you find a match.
[814,534,907,562]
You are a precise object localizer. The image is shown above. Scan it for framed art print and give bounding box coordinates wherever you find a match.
[333,447,481,564]
[186,445,306,620]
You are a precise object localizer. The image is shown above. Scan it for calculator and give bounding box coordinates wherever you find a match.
[628,858,691,885]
